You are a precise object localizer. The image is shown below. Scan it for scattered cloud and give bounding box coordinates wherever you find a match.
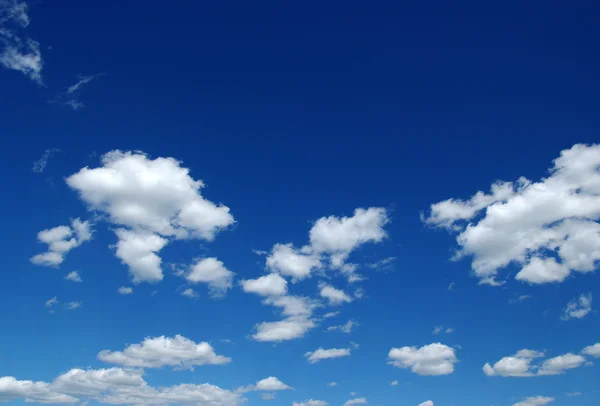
[97,335,231,370]
[565,392,581,396]
[483,347,591,377]
[0,376,78,404]
[50,74,102,110]
[117,286,132,295]
[418,402,434,406]
[64,302,81,310]
[319,283,353,305]
[294,400,328,406]
[388,343,458,376]
[510,295,532,304]
[390,380,398,386]
[447,282,455,291]
[344,398,367,406]
[581,343,600,357]
[45,296,58,308]
[327,320,358,334]
[432,326,454,335]
[65,271,82,282]
[305,348,351,364]
[367,257,396,272]
[252,249,268,256]
[241,273,288,297]
[266,243,321,282]
[32,148,60,173]
[327,382,337,387]
[562,293,592,320]
[423,144,600,286]
[66,150,234,284]
[30,218,92,267]
[236,377,292,393]
[185,257,234,298]
[323,311,340,319]
[513,396,554,406]
[181,288,197,299]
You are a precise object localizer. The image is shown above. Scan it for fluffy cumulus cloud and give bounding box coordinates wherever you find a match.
[0,376,78,404]
[423,144,600,286]
[0,1,43,83]
[582,343,600,357]
[97,335,231,370]
[65,271,82,282]
[185,257,234,297]
[294,400,328,406]
[236,377,292,393]
[66,150,234,285]
[117,286,133,295]
[30,219,92,267]
[513,396,554,406]
[344,398,367,406]
[266,243,322,281]
[483,348,589,377]
[562,292,593,320]
[305,348,351,364]
[319,283,353,305]
[388,343,458,376]
[241,273,288,297]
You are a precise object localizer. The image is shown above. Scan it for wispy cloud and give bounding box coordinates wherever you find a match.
[50,73,103,110]
[32,148,60,173]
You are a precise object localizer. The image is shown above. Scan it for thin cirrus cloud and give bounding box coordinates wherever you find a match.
[388,343,458,376]
[97,335,231,370]
[65,150,235,287]
[423,143,600,287]
[49,73,102,110]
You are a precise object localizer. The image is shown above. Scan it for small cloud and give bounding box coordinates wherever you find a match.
[390,380,398,386]
[261,393,276,400]
[49,73,103,110]
[181,288,198,299]
[565,392,581,397]
[327,320,358,334]
[448,282,455,291]
[562,293,592,320]
[65,271,82,282]
[510,295,532,304]
[117,286,133,295]
[350,341,359,350]
[32,148,60,173]
[252,249,268,256]
[64,301,82,310]
[367,257,396,272]
[445,328,455,334]
[327,382,337,387]
[44,296,58,308]
[323,311,340,319]
[433,325,454,335]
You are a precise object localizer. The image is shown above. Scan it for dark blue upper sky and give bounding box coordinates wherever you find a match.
[0,1,599,406]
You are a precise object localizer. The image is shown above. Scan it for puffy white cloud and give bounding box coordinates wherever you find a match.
[562,293,592,320]
[390,380,398,386]
[181,288,197,299]
[30,219,92,267]
[186,257,234,297]
[319,283,353,305]
[582,343,600,357]
[294,400,328,406]
[537,353,586,375]
[237,377,292,393]
[484,349,587,377]
[97,335,231,370]
[344,398,367,406]
[423,144,600,286]
[241,273,288,297]
[65,271,82,282]
[117,286,133,295]
[388,343,458,376]
[513,396,554,406]
[266,243,321,281]
[66,150,234,283]
[327,320,357,334]
[252,317,315,342]
[51,368,145,397]
[0,376,78,404]
[418,402,434,406]
[305,348,351,364]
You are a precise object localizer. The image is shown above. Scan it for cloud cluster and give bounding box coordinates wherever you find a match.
[0,1,43,83]
[66,151,235,287]
[388,343,458,376]
[97,335,231,370]
[30,218,92,267]
[423,144,600,286]
[483,344,598,377]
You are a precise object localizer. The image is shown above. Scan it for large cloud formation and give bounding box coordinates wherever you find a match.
[423,144,600,286]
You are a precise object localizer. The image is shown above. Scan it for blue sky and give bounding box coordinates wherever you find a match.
[1,1,599,406]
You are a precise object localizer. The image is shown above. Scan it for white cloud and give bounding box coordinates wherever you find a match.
[566,392,581,396]
[30,219,92,267]
[582,343,600,357]
[49,74,102,111]
[117,286,133,295]
[97,335,231,370]
[64,302,81,310]
[237,377,292,393]
[181,288,197,299]
[186,257,234,297]
[448,282,455,291]
[423,144,600,286]
[367,257,396,271]
[266,243,321,281]
[390,380,398,386]
[319,283,353,305]
[513,396,554,406]
[45,296,58,308]
[327,320,357,334]
[252,317,315,342]
[294,399,328,406]
[323,311,339,319]
[32,148,60,173]
[344,398,367,406]
[418,402,434,406]
[65,271,82,282]
[388,343,458,376]
[305,348,350,364]
[0,376,78,404]
[261,392,276,400]
[327,382,337,387]
[483,349,587,377]
[562,293,592,320]
[241,273,288,297]
[66,150,234,283]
